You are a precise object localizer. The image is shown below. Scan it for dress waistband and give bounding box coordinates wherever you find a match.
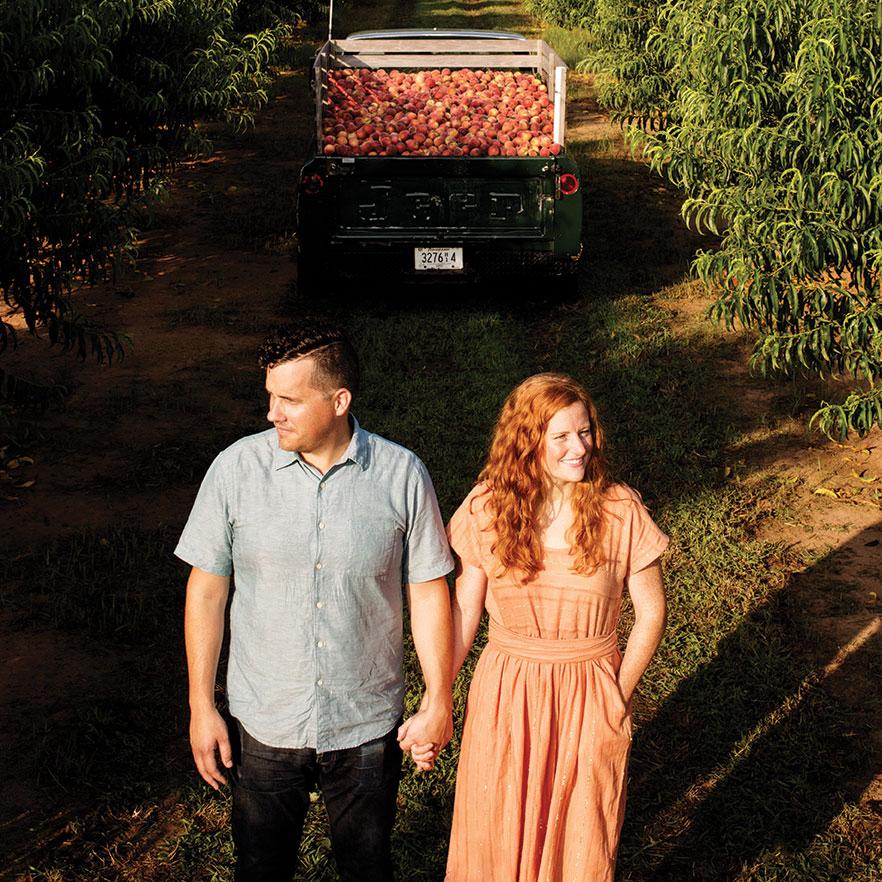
[487,618,618,663]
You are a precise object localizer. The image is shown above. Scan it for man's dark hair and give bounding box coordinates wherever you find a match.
[258,320,360,396]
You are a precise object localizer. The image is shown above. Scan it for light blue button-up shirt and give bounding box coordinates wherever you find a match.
[175,417,453,751]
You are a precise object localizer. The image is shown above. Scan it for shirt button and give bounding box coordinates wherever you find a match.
[315,562,322,570]
[317,640,324,648]
[317,679,323,686]
[316,601,324,609]
[318,521,325,529]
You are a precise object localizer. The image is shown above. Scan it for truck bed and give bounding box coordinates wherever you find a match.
[312,35,568,149]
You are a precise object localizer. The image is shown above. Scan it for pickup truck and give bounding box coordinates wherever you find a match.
[295,30,583,289]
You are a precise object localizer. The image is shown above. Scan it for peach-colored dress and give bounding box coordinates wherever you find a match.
[445,483,669,882]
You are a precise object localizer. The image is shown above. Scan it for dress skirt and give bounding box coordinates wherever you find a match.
[445,619,633,882]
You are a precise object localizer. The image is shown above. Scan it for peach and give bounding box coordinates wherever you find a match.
[322,68,562,157]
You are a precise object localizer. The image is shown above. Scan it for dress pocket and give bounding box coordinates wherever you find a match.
[597,658,633,738]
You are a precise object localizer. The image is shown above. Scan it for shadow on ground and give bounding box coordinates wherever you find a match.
[618,527,882,881]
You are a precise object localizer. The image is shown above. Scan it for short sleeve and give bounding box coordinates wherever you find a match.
[174,453,234,576]
[401,459,455,584]
[625,492,669,577]
[447,488,486,572]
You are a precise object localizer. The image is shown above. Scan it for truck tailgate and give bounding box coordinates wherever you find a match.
[313,157,555,241]
[337,175,548,238]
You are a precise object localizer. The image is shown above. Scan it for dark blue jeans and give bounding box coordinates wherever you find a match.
[230,720,402,882]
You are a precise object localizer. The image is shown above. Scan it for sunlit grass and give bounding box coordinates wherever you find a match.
[541,24,594,66]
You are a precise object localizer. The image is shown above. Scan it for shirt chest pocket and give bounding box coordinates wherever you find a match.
[326,516,400,577]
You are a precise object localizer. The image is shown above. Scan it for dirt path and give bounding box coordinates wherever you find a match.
[655,287,882,806]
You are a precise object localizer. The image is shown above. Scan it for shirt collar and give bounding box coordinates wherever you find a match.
[271,415,369,472]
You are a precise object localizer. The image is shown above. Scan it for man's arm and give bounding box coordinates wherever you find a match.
[184,566,232,790]
[397,576,453,769]
[618,560,666,706]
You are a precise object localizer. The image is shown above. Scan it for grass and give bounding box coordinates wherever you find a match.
[4,0,881,880]
[3,527,185,638]
[32,701,154,794]
[541,24,595,67]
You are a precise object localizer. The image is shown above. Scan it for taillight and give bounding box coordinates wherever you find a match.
[559,173,580,196]
[302,173,324,195]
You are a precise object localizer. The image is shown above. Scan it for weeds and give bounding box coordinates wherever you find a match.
[541,24,595,67]
[32,702,151,793]
[3,527,185,638]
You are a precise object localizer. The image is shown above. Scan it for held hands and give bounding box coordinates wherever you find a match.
[408,741,440,771]
[190,705,233,790]
[397,693,453,772]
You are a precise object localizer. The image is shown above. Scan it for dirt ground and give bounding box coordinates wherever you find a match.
[0,75,304,867]
[2,64,880,871]
[657,290,882,805]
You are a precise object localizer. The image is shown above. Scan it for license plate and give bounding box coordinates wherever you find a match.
[414,247,463,271]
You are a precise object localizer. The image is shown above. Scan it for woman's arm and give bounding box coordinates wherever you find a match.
[408,560,488,770]
[618,560,667,706]
[451,560,489,679]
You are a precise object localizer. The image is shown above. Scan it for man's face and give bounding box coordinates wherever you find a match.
[265,357,339,453]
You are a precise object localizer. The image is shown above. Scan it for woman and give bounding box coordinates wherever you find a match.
[431,373,668,882]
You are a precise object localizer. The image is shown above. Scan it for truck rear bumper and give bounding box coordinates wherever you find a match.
[313,241,581,282]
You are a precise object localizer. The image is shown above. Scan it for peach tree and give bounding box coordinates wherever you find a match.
[0,0,309,393]
[592,0,882,437]
[576,0,672,130]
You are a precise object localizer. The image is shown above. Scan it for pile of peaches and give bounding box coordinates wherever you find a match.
[322,67,563,158]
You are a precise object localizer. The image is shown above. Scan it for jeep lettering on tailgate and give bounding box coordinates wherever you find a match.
[356,184,392,223]
[341,181,541,233]
[406,192,443,224]
[489,192,524,221]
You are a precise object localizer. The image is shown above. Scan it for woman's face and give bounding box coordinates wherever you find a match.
[542,401,593,487]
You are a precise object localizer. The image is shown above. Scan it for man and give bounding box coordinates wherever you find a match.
[176,320,454,882]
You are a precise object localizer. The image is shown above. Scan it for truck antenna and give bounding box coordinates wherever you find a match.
[328,0,334,42]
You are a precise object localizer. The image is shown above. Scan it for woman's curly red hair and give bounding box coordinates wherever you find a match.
[476,373,611,582]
